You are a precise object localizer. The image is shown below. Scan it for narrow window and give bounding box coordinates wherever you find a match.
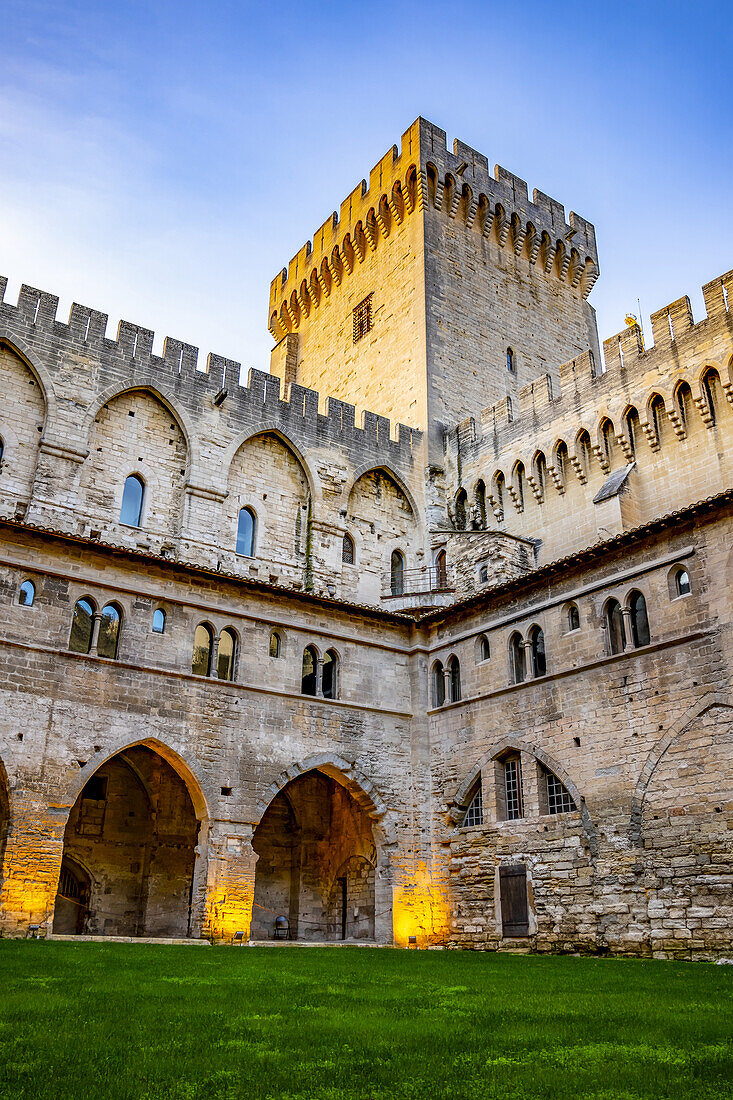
[606,599,626,655]
[269,630,281,658]
[454,489,467,530]
[236,507,256,557]
[506,347,515,373]
[352,294,373,343]
[675,569,691,598]
[702,369,721,426]
[675,382,692,427]
[322,648,338,699]
[97,603,122,660]
[534,453,546,499]
[513,463,525,510]
[217,627,237,681]
[600,419,615,467]
[475,480,487,527]
[509,632,525,684]
[624,407,640,458]
[0,437,4,468]
[390,550,404,596]
[463,784,483,827]
[435,548,447,587]
[18,580,35,607]
[650,395,666,444]
[529,626,546,678]
[567,603,580,631]
[543,767,576,814]
[120,474,145,527]
[478,634,490,662]
[192,623,214,676]
[448,656,461,703]
[493,472,505,520]
[69,598,95,654]
[342,533,354,565]
[479,564,489,584]
[301,645,318,695]
[554,441,568,488]
[629,591,650,647]
[432,661,445,707]
[504,756,523,820]
[152,609,166,634]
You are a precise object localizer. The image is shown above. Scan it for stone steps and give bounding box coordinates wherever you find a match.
[48,934,210,946]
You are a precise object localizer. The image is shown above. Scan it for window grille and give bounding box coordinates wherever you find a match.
[504,756,523,820]
[463,785,483,827]
[353,295,373,343]
[342,533,354,565]
[545,770,576,814]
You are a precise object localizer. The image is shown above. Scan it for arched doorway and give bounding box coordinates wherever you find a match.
[251,770,377,941]
[53,745,201,938]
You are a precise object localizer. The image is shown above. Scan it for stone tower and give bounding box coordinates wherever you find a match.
[268,117,601,460]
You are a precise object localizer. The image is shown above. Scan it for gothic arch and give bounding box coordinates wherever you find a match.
[451,735,596,853]
[71,735,212,823]
[223,426,320,504]
[629,692,731,846]
[81,383,196,477]
[346,463,420,522]
[0,334,56,426]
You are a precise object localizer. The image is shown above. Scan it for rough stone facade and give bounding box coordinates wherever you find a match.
[0,117,730,957]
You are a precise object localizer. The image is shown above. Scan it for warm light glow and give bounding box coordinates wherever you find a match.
[204,884,255,943]
[392,861,451,948]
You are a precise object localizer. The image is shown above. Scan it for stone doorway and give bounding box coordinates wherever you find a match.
[53,745,201,937]
[251,770,376,941]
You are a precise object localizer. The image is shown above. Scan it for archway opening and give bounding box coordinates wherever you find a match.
[53,745,201,938]
[251,770,376,942]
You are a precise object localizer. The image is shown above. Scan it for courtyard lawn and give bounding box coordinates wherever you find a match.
[0,944,730,1100]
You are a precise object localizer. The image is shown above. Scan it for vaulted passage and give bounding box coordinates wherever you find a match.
[52,746,200,937]
[251,770,376,942]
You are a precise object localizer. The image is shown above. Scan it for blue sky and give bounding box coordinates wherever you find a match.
[1,0,731,378]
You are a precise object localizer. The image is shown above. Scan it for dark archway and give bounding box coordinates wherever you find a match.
[251,770,376,941]
[53,745,200,937]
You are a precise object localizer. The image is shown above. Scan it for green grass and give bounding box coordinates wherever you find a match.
[0,943,730,1100]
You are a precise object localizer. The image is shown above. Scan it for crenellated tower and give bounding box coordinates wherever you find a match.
[269,117,601,460]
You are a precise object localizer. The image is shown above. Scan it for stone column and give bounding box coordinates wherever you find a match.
[89,613,103,655]
[210,635,220,679]
[442,666,452,703]
[315,658,325,698]
[202,820,259,942]
[621,607,635,652]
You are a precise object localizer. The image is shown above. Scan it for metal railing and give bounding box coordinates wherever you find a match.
[383,565,452,598]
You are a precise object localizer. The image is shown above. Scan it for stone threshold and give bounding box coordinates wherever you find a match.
[48,934,210,945]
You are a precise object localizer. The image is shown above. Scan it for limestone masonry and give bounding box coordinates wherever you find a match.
[0,117,730,956]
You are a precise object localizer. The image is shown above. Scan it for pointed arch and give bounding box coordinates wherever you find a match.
[0,334,55,425]
[223,426,320,504]
[81,383,195,475]
[346,462,421,527]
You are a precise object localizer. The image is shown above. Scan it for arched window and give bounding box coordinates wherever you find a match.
[649,395,666,444]
[512,463,525,511]
[673,567,691,598]
[629,590,650,648]
[269,630,282,658]
[566,603,580,632]
[342,533,355,565]
[702,368,722,426]
[322,648,339,699]
[18,580,35,607]
[120,474,145,527]
[301,645,318,696]
[463,783,483,827]
[432,661,445,707]
[435,548,447,587]
[236,507,256,557]
[502,754,523,820]
[97,603,122,660]
[454,489,467,530]
[0,437,4,467]
[506,347,515,373]
[554,441,568,488]
[447,656,461,703]
[217,627,237,681]
[192,623,214,677]
[576,430,592,478]
[605,598,626,655]
[69,597,95,654]
[600,418,616,467]
[475,480,487,527]
[152,608,166,634]
[534,452,546,500]
[675,382,693,428]
[492,472,505,519]
[624,407,640,458]
[528,626,546,678]
[540,766,576,814]
[477,634,490,662]
[479,564,489,584]
[390,550,405,596]
[509,632,525,684]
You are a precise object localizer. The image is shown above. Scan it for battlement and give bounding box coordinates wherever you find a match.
[0,277,421,462]
[268,117,600,338]
[458,267,733,457]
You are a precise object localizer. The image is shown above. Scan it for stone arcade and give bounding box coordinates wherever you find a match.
[0,117,730,956]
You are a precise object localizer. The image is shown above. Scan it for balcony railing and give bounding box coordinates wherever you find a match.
[383,565,452,599]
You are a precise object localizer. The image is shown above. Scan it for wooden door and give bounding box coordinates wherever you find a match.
[500,863,529,937]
